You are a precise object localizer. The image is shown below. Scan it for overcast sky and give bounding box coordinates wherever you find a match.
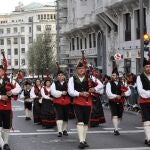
[0,0,55,13]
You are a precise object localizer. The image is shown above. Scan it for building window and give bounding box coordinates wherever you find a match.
[29,37,32,44]
[36,25,41,31]
[28,17,33,22]
[44,14,46,19]
[7,38,11,45]
[89,34,92,48]
[21,27,24,33]
[124,59,131,73]
[21,48,25,53]
[7,49,11,55]
[8,59,11,66]
[21,59,25,66]
[29,27,32,33]
[21,37,25,44]
[47,14,50,19]
[72,38,75,50]
[124,13,131,41]
[7,28,10,34]
[85,38,87,49]
[77,37,79,50]
[0,39,4,45]
[54,14,56,20]
[14,38,18,44]
[0,29,4,34]
[14,48,18,55]
[93,33,96,47]
[41,14,43,20]
[80,39,82,49]
[51,14,53,19]
[45,25,51,31]
[38,15,40,20]
[14,59,18,66]
[13,27,18,33]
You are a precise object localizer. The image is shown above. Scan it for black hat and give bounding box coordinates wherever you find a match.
[143,58,150,67]
[24,80,31,85]
[76,62,85,68]
[112,67,119,76]
[57,70,65,76]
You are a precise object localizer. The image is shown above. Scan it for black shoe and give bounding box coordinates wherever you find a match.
[63,130,68,136]
[58,132,62,137]
[147,140,150,147]
[3,144,10,150]
[114,130,120,136]
[78,142,85,149]
[0,147,2,150]
[145,139,148,144]
[83,141,89,147]
[25,117,31,121]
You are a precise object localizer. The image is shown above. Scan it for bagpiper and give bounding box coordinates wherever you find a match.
[136,58,150,146]
[51,70,70,137]
[106,68,131,135]
[0,65,21,150]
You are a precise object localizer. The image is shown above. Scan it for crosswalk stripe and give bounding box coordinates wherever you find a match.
[136,127,144,129]
[103,128,121,130]
[36,129,55,132]
[10,129,144,136]
[17,115,26,118]
[88,147,150,150]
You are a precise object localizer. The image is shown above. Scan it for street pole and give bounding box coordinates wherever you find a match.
[56,0,60,63]
[140,0,144,72]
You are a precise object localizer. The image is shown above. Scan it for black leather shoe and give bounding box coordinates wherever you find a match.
[114,130,120,136]
[63,130,68,136]
[83,141,89,147]
[145,139,148,144]
[58,132,62,137]
[147,140,150,147]
[3,144,10,150]
[78,142,85,149]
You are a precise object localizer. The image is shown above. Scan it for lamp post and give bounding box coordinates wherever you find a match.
[140,0,144,72]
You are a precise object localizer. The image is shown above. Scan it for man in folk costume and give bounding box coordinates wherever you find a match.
[30,79,42,124]
[0,65,21,150]
[20,81,32,121]
[136,58,150,146]
[106,68,131,136]
[51,70,70,137]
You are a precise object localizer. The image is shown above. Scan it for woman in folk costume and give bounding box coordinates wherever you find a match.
[20,81,32,121]
[89,67,105,127]
[30,79,42,124]
[136,58,150,146]
[51,70,70,137]
[41,77,56,128]
[106,68,131,136]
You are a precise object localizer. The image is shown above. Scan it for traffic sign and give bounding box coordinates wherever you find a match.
[114,53,122,60]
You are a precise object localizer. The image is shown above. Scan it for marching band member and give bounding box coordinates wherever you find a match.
[0,65,21,150]
[136,58,150,146]
[30,79,42,124]
[51,70,70,137]
[41,77,56,128]
[90,67,105,127]
[68,62,103,149]
[20,81,32,121]
[106,68,131,136]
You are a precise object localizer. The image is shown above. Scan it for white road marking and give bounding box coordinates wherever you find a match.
[36,129,55,132]
[10,130,20,133]
[10,129,144,136]
[89,148,150,150]
[136,127,144,129]
[103,128,121,130]
[17,115,26,118]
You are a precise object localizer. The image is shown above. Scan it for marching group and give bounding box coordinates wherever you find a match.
[0,57,149,149]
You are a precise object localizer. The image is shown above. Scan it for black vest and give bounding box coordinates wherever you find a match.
[55,81,67,91]
[110,80,122,95]
[0,77,10,95]
[140,73,150,90]
[24,89,31,98]
[73,75,89,92]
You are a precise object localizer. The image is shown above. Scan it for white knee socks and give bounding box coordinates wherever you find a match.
[144,121,150,141]
[77,122,84,143]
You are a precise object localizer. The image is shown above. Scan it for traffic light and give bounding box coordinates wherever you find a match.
[144,34,150,46]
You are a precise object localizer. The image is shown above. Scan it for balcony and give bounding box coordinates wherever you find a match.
[69,48,97,58]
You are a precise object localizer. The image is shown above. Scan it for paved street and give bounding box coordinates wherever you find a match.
[9,100,149,150]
